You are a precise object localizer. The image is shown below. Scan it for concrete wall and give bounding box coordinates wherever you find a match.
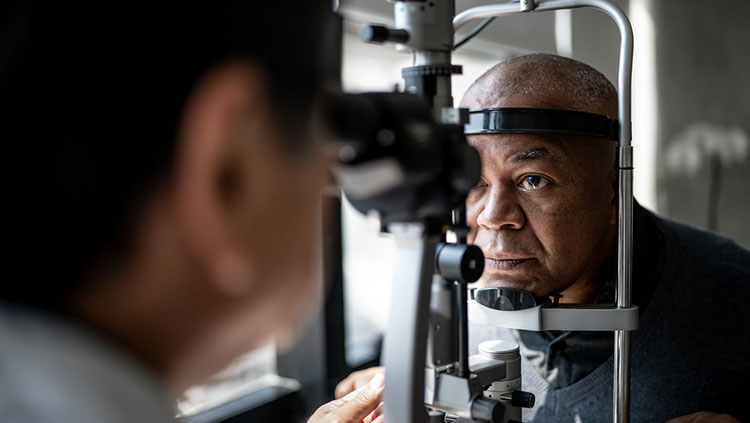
[552,0,750,248]
[651,0,750,248]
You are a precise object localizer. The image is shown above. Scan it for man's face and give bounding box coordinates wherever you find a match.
[466,133,616,298]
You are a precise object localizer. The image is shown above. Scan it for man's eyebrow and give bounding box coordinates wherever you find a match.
[507,147,561,163]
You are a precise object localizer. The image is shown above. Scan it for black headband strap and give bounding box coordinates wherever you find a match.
[464,107,619,141]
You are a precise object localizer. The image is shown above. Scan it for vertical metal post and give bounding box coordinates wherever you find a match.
[382,224,440,423]
[615,150,633,423]
[452,206,471,379]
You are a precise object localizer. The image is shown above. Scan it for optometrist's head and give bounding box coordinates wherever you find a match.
[2,1,330,392]
[461,54,619,303]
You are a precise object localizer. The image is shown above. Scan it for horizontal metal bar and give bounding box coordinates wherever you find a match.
[468,300,639,331]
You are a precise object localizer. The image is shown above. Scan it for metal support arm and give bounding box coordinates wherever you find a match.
[382,223,441,423]
[455,1,634,422]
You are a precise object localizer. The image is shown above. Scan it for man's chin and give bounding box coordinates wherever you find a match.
[477,275,576,300]
[478,277,538,294]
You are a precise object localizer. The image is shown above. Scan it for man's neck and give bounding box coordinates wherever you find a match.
[558,277,604,304]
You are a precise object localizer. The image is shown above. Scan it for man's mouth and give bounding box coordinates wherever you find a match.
[484,257,533,271]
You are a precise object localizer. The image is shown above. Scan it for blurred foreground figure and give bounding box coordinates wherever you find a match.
[0,2,381,422]
[338,54,749,422]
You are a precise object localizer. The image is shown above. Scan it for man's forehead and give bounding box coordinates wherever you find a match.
[468,133,571,163]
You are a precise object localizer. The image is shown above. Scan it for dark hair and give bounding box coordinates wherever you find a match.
[1,1,331,306]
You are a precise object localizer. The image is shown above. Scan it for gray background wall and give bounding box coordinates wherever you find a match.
[652,0,750,248]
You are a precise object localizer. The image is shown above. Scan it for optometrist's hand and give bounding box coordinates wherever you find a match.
[308,372,385,423]
[335,366,385,399]
[666,411,739,423]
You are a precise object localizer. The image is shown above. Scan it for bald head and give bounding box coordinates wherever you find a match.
[461,53,617,118]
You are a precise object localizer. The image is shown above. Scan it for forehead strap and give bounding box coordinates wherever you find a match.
[464,107,619,141]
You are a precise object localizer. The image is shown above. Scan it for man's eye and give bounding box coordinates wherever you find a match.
[471,179,488,191]
[520,175,550,190]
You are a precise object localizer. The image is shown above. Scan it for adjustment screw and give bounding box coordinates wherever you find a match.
[511,390,536,409]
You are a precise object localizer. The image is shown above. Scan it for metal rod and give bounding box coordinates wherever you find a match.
[452,206,470,378]
[615,165,634,423]
[455,2,634,422]
[382,226,440,423]
[454,281,470,378]
[614,330,631,422]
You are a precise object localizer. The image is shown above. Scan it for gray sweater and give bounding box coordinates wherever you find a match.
[471,207,750,422]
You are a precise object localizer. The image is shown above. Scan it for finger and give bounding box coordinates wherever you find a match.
[371,415,385,423]
[337,367,386,399]
[335,379,354,399]
[347,387,384,419]
[370,366,386,377]
[340,383,368,401]
[362,367,385,390]
[372,402,383,418]
[666,412,739,423]
[338,375,385,420]
[667,412,703,423]
[309,377,384,423]
[341,372,384,401]
[689,414,738,423]
[320,384,371,413]
[363,402,384,423]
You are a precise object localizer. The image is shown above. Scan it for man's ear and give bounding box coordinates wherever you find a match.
[168,62,269,297]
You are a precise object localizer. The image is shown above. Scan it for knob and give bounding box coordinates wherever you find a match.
[511,390,536,408]
[435,243,484,282]
[471,397,504,422]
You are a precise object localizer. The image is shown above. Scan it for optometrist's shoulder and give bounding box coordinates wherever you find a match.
[310,372,385,423]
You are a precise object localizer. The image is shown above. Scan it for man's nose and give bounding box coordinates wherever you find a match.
[476,184,525,230]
